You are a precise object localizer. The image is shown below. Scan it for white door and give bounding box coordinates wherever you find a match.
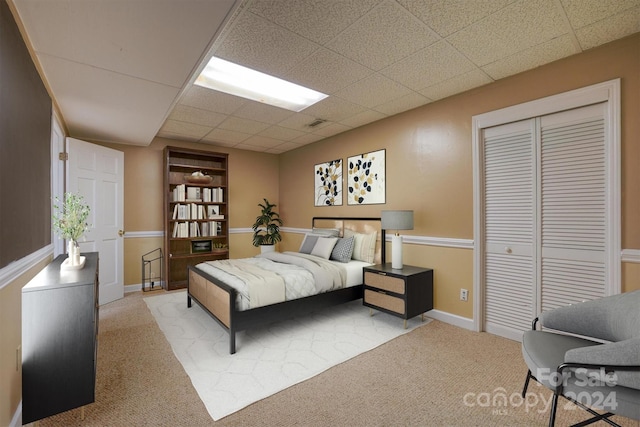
[483,119,537,340]
[480,104,611,340]
[67,137,124,305]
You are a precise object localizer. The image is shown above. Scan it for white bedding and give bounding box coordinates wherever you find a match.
[195,252,371,311]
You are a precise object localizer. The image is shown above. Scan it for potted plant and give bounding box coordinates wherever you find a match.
[52,192,91,268]
[252,198,282,253]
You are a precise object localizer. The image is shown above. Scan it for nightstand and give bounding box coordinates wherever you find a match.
[363,264,433,328]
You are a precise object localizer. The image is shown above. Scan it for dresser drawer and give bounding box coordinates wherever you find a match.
[364,289,405,315]
[364,271,405,294]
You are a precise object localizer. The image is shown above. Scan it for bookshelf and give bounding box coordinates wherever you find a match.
[163,146,229,290]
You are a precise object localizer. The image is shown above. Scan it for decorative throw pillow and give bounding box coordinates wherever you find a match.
[344,230,377,263]
[311,227,340,237]
[299,234,321,254]
[330,236,355,263]
[310,237,338,259]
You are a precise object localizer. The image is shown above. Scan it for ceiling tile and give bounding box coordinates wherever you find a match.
[265,142,299,154]
[200,139,238,148]
[286,48,373,94]
[259,125,306,141]
[419,69,493,101]
[447,0,568,66]
[326,0,441,71]
[312,122,352,137]
[373,92,431,115]
[218,116,271,134]
[214,11,320,79]
[574,6,640,50]
[232,101,294,124]
[180,86,246,115]
[168,105,227,128]
[301,96,368,122]
[381,40,476,90]
[240,135,285,148]
[340,110,387,128]
[201,128,251,144]
[277,113,319,132]
[248,0,381,45]
[397,0,514,37]
[561,0,640,28]
[334,74,413,108]
[482,35,578,80]
[292,133,326,145]
[159,120,212,139]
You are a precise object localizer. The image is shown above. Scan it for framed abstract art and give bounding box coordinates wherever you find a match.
[347,149,385,205]
[314,159,342,206]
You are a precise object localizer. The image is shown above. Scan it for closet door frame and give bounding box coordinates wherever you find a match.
[471,79,621,333]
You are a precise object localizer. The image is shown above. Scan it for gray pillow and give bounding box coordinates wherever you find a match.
[330,236,355,263]
[299,234,321,254]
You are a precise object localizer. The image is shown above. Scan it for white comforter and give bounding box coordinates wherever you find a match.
[197,251,347,311]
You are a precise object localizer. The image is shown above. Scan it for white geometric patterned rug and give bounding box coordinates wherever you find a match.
[145,290,430,420]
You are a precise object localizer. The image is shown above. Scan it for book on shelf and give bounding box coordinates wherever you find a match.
[186,187,201,201]
[172,184,186,202]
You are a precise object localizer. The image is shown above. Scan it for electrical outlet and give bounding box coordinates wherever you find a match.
[460,289,468,301]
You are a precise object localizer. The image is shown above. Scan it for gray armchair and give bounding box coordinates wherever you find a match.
[521,290,640,426]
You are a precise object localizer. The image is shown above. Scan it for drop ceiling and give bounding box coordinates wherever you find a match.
[10,0,640,154]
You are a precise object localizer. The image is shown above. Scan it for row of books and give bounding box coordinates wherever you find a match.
[172,185,224,203]
[172,203,224,220]
[172,221,222,238]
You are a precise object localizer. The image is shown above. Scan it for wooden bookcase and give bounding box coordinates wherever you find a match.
[163,146,229,290]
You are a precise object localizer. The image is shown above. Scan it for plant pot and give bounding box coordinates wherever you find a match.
[260,245,275,254]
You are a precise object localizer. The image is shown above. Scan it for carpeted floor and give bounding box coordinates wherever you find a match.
[35,291,638,427]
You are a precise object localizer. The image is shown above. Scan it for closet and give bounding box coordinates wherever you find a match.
[473,81,620,341]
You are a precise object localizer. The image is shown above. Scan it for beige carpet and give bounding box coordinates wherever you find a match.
[35,291,639,427]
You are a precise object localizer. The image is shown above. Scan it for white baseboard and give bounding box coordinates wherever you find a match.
[10,401,21,427]
[426,309,475,331]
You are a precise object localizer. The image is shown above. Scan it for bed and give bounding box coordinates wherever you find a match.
[187,217,385,354]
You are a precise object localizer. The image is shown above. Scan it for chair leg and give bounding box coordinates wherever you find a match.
[548,393,559,427]
[522,370,532,398]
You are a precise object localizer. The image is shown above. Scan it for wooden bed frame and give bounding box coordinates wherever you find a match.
[186,217,385,354]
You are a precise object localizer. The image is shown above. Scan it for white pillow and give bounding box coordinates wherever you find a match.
[310,237,338,259]
[345,229,377,263]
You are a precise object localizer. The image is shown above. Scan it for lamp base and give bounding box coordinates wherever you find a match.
[391,234,403,269]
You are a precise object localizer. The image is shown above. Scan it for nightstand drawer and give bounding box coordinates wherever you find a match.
[364,272,405,294]
[364,289,405,315]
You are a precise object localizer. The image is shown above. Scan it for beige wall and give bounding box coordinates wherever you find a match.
[97,137,281,286]
[278,34,640,317]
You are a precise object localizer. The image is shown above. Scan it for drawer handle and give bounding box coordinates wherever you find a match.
[377,272,387,276]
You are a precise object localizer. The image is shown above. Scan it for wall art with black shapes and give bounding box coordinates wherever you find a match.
[314,159,342,206]
[347,149,385,205]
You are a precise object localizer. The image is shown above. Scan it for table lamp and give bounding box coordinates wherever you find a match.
[381,210,414,269]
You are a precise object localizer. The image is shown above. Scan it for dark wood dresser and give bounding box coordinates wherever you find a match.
[22,252,99,424]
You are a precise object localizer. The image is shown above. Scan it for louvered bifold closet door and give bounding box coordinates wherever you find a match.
[540,103,607,311]
[483,119,535,340]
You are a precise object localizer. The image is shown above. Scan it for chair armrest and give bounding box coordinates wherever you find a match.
[563,338,640,389]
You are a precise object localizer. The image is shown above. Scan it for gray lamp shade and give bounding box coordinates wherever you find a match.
[381,210,414,231]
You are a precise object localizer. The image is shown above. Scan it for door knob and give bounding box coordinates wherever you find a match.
[118,230,125,237]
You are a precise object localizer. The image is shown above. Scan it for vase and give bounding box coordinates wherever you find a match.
[68,240,81,266]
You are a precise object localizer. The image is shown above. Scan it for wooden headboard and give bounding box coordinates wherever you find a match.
[312,217,385,264]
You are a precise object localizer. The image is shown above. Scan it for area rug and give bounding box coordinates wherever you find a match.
[144,290,431,420]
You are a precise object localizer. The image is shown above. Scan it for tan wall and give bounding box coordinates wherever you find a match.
[97,137,280,286]
[279,34,640,316]
[0,256,52,427]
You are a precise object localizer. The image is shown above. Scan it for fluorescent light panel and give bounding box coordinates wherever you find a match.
[195,57,328,112]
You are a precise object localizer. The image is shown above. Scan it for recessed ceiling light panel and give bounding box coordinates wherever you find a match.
[196,57,328,112]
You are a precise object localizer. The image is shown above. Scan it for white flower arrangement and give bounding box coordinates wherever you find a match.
[52,192,91,241]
